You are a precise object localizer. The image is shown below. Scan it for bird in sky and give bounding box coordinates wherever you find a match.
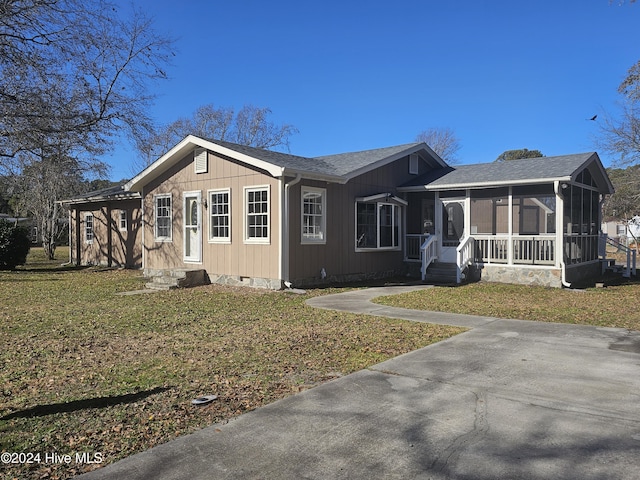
[588,114,597,121]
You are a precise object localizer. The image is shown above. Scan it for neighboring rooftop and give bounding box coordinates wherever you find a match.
[62,184,140,205]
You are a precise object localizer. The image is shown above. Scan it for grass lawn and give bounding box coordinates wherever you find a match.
[375,277,640,331]
[0,249,462,480]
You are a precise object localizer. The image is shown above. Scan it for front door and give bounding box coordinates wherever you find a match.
[441,199,465,262]
[183,192,202,263]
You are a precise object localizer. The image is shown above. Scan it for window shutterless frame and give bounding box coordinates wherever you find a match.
[208,188,231,243]
[244,185,270,244]
[119,210,127,232]
[84,213,94,244]
[354,194,406,252]
[301,186,326,244]
[154,193,172,242]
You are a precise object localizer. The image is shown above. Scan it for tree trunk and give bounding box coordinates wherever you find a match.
[40,215,57,260]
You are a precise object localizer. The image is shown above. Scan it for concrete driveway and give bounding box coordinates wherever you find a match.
[80,286,640,480]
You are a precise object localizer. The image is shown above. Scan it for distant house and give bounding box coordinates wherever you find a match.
[0,214,44,245]
[602,216,640,245]
[62,135,615,288]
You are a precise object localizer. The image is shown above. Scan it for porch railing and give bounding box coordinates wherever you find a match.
[563,234,599,264]
[473,234,556,265]
[600,234,637,277]
[405,234,429,262]
[420,235,438,281]
[456,236,474,283]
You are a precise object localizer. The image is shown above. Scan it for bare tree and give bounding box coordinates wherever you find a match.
[136,104,299,171]
[414,127,461,164]
[603,166,640,251]
[11,152,105,259]
[596,57,640,167]
[1,0,173,258]
[596,104,640,167]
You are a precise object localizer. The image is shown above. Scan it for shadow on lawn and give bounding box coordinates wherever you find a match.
[0,387,170,420]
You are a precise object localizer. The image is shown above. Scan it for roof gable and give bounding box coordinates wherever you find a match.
[126,135,448,191]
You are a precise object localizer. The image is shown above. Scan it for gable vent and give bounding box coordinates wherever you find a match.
[194,148,208,174]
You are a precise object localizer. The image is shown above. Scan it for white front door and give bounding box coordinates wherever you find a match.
[183,192,202,263]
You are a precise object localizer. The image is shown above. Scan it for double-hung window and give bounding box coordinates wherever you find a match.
[209,189,231,242]
[85,213,94,244]
[355,194,406,250]
[119,210,127,232]
[301,187,326,244]
[245,186,269,243]
[154,194,172,241]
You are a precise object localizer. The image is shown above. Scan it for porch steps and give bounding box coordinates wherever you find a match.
[424,262,459,285]
[603,258,622,274]
[144,268,208,290]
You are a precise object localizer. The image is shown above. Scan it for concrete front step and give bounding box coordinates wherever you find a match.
[144,268,208,290]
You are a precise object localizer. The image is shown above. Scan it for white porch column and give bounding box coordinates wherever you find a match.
[464,189,471,237]
[507,186,513,265]
[554,181,564,268]
[434,191,441,258]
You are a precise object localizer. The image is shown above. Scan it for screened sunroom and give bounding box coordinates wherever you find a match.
[400,152,614,287]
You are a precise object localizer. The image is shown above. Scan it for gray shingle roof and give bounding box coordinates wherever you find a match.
[314,143,424,177]
[212,139,424,178]
[401,153,598,189]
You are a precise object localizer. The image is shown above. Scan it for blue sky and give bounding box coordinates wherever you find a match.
[106,0,640,180]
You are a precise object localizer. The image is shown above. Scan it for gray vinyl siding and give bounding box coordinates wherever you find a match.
[287,155,426,285]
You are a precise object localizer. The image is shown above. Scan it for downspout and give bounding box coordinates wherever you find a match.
[283,174,302,287]
[107,204,113,267]
[75,208,82,266]
[141,187,145,271]
[555,181,571,288]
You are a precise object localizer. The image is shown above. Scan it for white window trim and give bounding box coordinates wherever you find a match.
[244,185,270,244]
[208,188,231,244]
[354,199,403,252]
[154,193,173,242]
[118,209,127,232]
[84,213,94,244]
[301,186,327,245]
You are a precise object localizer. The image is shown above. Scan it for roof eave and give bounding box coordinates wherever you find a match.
[282,168,345,184]
[126,135,285,192]
[398,177,573,192]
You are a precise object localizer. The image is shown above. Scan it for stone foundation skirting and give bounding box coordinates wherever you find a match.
[478,264,563,288]
[207,273,283,290]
